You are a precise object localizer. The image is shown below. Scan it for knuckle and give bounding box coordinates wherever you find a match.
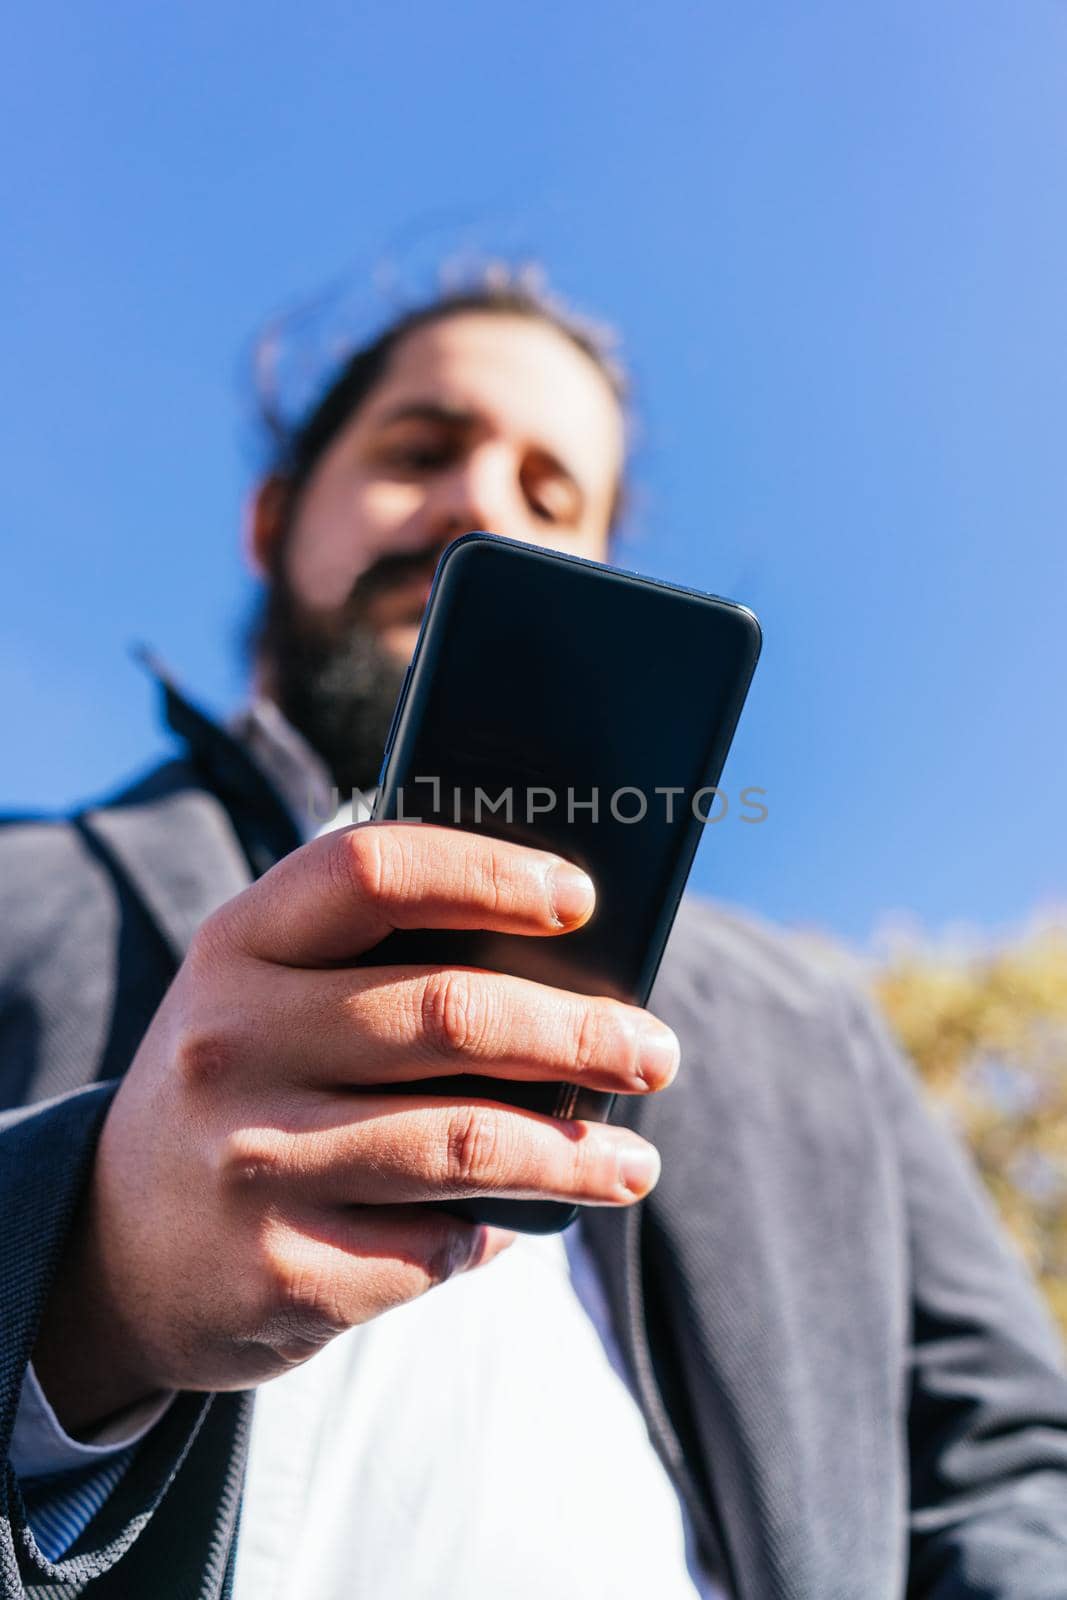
[330,826,381,905]
[173,1022,238,1090]
[261,1248,348,1356]
[335,824,412,909]
[424,1225,479,1287]
[444,1104,506,1190]
[471,845,510,917]
[571,1001,606,1082]
[194,901,230,948]
[183,913,230,980]
[216,1127,287,1192]
[420,970,493,1061]
[568,1129,598,1196]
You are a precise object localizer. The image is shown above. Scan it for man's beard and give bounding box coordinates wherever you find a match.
[249,565,414,798]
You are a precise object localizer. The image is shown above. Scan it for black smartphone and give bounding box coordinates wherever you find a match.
[366,531,762,1232]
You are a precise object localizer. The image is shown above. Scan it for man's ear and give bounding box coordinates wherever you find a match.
[243,474,292,577]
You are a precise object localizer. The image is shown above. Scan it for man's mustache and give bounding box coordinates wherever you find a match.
[346,543,449,616]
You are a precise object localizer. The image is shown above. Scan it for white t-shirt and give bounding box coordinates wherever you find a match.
[232,1222,724,1600]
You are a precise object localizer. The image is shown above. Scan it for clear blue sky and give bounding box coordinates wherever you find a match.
[2,0,1065,943]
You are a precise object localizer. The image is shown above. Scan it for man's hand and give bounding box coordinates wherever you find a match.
[33,824,678,1430]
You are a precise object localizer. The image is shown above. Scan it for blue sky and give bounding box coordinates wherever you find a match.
[2,0,1065,943]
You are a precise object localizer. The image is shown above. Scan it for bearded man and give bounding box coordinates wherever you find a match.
[3,274,1066,1600]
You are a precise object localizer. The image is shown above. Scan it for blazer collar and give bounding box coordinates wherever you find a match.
[137,649,302,876]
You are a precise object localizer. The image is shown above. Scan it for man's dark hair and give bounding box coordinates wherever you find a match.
[256,267,631,535]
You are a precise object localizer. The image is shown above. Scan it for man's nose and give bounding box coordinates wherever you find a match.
[425,447,515,543]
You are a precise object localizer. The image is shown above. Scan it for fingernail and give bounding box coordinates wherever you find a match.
[617,1143,662,1198]
[638,1023,680,1089]
[549,862,596,926]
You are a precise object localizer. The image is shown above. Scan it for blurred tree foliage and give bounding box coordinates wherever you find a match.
[874,923,1067,1341]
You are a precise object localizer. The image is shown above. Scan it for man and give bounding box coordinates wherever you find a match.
[2,271,1067,1600]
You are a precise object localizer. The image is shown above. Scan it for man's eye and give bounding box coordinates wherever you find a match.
[381,439,452,471]
[521,454,581,526]
[526,479,578,526]
[529,496,561,524]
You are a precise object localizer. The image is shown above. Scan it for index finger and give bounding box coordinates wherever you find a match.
[216,823,596,968]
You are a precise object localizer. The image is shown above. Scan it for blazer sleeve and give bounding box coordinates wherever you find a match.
[845,987,1067,1597]
[0,1088,249,1599]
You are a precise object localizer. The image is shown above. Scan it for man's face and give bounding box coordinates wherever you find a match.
[253,311,625,791]
[282,312,623,657]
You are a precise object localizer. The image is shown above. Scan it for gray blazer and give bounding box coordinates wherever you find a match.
[2,680,1066,1599]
